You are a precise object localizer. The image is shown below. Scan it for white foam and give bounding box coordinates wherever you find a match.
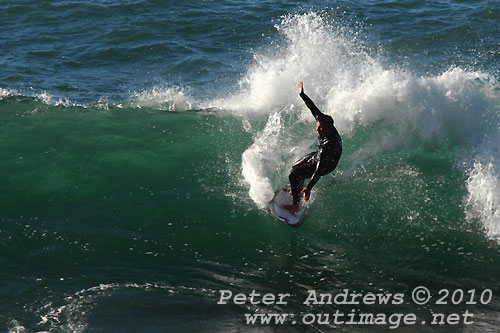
[1,87,13,99]
[129,85,197,111]
[467,162,500,240]
[466,130,500,241]
[34,91,75,107]
[0,87,80,108]
[210,11,368,116]
[241,111,284,207]
[335,68,497,166]
[30,282,195,332]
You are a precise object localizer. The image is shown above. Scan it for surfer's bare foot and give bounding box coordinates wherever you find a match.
[300,187,311,202]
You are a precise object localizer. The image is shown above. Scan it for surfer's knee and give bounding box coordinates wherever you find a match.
[289,170,304,186]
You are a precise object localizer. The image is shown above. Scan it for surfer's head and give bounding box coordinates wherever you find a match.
[316,115,334,135]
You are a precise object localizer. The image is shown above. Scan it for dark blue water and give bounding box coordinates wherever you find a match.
[1,1,499,332]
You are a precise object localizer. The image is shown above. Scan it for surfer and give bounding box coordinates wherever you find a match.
[285,82,342,213]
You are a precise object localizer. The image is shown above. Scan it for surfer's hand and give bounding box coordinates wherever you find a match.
[301,187,310,201]
[298,81,304,94]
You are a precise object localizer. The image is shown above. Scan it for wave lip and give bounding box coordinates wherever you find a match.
[128,85,198,111]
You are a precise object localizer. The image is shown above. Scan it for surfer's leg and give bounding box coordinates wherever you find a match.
[289,152,317,205]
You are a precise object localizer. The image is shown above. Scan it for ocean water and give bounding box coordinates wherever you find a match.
[1,0,499,332]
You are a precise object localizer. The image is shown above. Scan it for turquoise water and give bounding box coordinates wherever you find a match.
[1,1,500,332]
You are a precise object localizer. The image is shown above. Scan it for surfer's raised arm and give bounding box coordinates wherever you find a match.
[298,81,326,121]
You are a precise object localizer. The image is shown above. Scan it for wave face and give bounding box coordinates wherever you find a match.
[1,1,500,332]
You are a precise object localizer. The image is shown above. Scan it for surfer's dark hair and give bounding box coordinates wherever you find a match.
[318,114,334,129]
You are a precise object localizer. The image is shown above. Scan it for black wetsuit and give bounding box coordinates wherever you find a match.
[289,91,342,205]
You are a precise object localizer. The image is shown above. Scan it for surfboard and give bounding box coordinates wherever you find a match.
[269,187,308,227]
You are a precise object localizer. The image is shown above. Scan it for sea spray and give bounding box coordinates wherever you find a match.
[241,111,283,207]
[211,11,371,115]
[466,129,500,241]
[129,85,197,111]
